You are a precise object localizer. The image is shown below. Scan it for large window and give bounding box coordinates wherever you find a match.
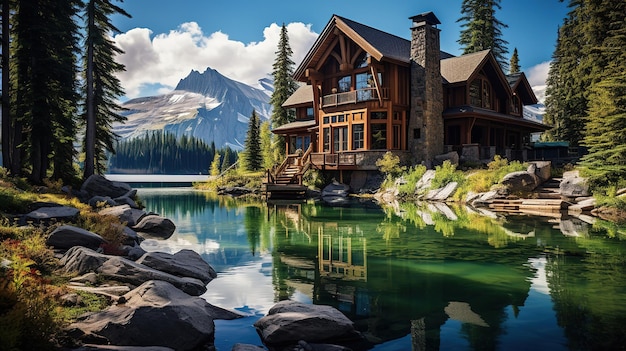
[333,127,348,152]
[323,128,330,152]
[338,76,351,93]
[469,77,492,109]
[352,124,364,150]
[370,124,387,149]
[289,135,311,154]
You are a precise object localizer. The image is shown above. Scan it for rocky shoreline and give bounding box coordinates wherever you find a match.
[17,174,364,351]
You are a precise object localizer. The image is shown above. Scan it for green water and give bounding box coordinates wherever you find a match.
[137,188,626,351]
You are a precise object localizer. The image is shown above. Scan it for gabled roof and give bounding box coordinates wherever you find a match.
[282,85,313,108]
[440,50,491,84]
[271,119,317,134]
[506,72,538,105]
[294,15,411,80]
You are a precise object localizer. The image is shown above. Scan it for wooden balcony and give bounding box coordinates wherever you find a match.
[309,150,409,170]
[321,87,389,108]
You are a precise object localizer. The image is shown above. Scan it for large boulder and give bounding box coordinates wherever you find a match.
[425,182,458,201]
[60,246,111,275]
[99,205,148,227]
[97,256,207,296]
[81,174,133,200]
[415,169,436,195]
[501,165,540,193]
[254,300,364,349]
[131,215,176,239]
[46,225,106,251]
[68,280,242,351]
[560,170,590,198]
[135,250,217,285]
[25,206,80,223]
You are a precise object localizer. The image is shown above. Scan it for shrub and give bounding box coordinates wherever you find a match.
[398,165,427,196]
[376,152,406,179]
[431,160,465,189]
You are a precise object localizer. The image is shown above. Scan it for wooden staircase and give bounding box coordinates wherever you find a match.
[263,145,313,200]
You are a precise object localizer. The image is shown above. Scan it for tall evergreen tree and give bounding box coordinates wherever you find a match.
[82,0,130,179]
[11,0,80,183]
[260,120,275,169]
[269,23,298,158]
[1,0,11,172]
[244,110,262,171]
[509,48,520,74]
[579,0,626,185]
[457,0,509,70]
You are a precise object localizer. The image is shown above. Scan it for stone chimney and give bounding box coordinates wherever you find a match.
[408,12,444,167]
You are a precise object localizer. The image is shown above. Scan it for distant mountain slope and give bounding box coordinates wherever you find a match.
[115,68,272,150]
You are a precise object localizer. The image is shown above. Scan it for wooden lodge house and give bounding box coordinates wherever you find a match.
[265,12,548,195]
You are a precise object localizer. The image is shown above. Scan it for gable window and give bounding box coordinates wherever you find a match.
[511,95,521,115]
[469,77,493,109]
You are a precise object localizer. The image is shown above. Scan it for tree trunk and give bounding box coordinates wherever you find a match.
[1,0,10,171]
[83,1,95,179]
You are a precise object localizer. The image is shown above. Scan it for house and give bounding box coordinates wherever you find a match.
[267,12,548,191]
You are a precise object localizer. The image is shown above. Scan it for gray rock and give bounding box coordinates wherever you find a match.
[136,250,217,285]
[434,151,459,166]
[560,171,590,198]
[132,215,176,239]
[68,280,242,351]
[425,182,458,201]
[529,161,551,182]
[25,206,80,223]
[322,181,350,198]
[60,246,111,275]
[97,256,207,296]
[46,225,107,251]
[88,196,117,209]
[81,174,132,200]
[415,170,436,194]
[99,205,148,227]
[254,300,362,347]
[501,170,539,193]
[113,195,139,209]
[70,272,99,285]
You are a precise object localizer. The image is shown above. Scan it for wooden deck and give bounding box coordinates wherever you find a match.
[263,184,308,200]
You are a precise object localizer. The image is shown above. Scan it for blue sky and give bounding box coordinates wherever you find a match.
[112,0,570,100]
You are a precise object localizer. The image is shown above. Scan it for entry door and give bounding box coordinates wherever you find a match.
[333,127,348,152]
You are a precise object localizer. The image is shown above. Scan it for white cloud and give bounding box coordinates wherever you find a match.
[526,61,551,87]
[114,22,318,99]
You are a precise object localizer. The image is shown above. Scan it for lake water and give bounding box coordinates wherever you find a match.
[136,188,626,351]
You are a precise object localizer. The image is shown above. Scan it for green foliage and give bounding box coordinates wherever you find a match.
[243,110,262,171]
[397,165,427,196]
[57,290,109,323]
[210,153,222,177]
[457,0,509,70]
[509,47,520,74]
[260,121,277,170]
[302,168,328,190]
[76,212,126,251]
[431,160,465,189]
[375,152,406,179]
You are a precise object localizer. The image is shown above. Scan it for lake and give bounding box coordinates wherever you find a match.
[136,188,626,351]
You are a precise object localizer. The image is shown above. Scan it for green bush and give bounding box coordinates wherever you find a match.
[376,152,406,179]
[398,165,427,196]
[431,160,465,189]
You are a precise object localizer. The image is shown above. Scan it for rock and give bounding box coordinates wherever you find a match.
[136,249,217,285]
[81,174,132,200]
[113,195,139,209]
[97,256,207,296]
[99,205,148,227]
[322,181,350,198]
[415,170,436,194]
[254,300,363,348]
[122,244,147,260]
[60,246,111,275]
[501,170,539,193]
[88,196,117,209]
[70,272,99,285]
[425,182,458,201]
[46,225,107,251]
[560,171,590,198]
[132,215,176,239]
[25,206,80,223]
[60,293,82,307]
[529,161,551,182]
[68,280,242,351]
[470,190,503,207]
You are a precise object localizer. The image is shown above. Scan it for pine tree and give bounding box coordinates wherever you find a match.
[1,0,11,172]
[269,23,298,158]
[210,152,221,176]
[260,120,275,169]
[244,110,262,171]
[457,0,509,71]
[11,0,80,183]
[509,48,520,74]
[82,0,130,179]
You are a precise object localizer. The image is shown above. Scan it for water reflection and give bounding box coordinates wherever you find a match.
[137,189,626,351]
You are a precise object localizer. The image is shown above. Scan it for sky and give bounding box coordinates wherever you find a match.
[111,0,570,101]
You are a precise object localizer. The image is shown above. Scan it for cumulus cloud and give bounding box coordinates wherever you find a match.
[526,61,551,87]
[114,22,318,99]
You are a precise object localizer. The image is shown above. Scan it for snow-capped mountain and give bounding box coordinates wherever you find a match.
[115,68,272,150]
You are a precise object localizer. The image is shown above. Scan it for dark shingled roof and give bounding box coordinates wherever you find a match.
[272,119,317,133]
[440,50,491,84]
[282,85,313,108]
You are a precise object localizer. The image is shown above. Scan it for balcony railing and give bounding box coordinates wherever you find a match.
[321,87,388,108]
